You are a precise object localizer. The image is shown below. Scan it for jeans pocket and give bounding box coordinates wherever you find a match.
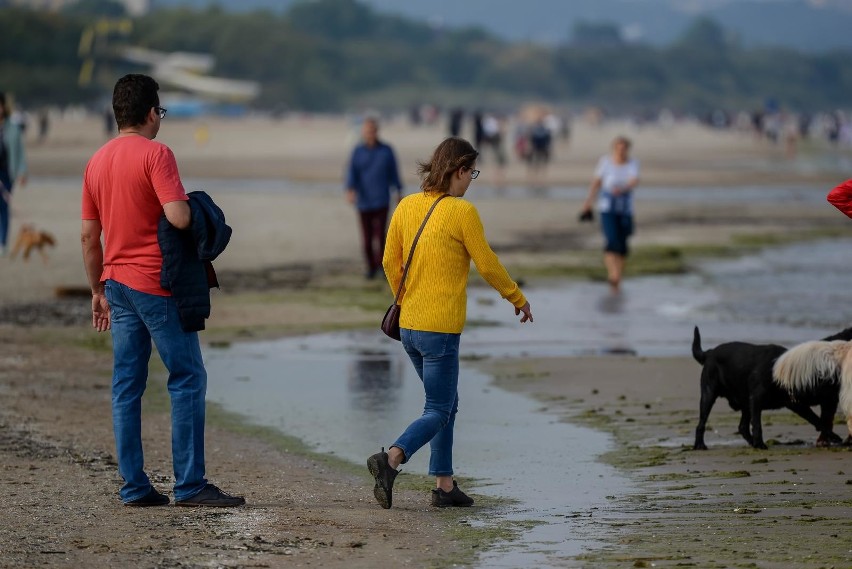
[103,281,123,318]
[420,332,458,359]
[132,291,169,329]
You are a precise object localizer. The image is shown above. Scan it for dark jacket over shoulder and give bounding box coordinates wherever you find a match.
[158,190,232,332]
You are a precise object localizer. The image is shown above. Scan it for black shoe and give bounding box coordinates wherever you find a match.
[124,487,170,507]
[175,484,246,507]
[431,481,474,507]
[367,447,398,509]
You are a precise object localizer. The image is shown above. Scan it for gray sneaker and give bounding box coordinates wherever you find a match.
[175,484,245,507]
[367,447,398,509]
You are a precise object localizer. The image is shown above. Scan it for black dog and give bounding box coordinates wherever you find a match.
[691,326,852,450]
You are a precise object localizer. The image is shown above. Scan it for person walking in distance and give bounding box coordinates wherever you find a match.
[580,136,640,293]
[345,117,403,279]
[0,92,28,256]
[368,137,533,509]
[80,74,244,507]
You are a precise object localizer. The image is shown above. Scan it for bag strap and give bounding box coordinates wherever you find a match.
[392,194,449,304]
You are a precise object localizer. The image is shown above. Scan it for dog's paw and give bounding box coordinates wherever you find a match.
[693,443,708,451]
[828,432,844,445]
[816,432,840,447]
[753,441,769,450]
[843,435,852,447]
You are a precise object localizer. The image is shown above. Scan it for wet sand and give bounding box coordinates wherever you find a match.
[1,115,850,567]
[486,357,852,568]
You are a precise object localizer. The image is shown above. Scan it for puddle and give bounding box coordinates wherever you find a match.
[204,237,852,566]
[206,342,625,566]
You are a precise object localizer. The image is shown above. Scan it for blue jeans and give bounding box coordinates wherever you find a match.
[600,212,633,256]
[393,329,460,477]
[104,280,208,502]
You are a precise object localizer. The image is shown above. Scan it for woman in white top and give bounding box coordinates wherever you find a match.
[580,136,639,292]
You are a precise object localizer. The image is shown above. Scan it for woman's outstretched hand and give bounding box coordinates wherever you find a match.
[515,302,533,323]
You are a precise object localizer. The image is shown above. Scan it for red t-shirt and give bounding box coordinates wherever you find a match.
[81,135,188,296]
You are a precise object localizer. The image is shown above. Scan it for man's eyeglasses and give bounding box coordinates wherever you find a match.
[154,106,167,119]
[470,169,480,180]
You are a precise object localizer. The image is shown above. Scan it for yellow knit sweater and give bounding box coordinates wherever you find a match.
[383,192,527,334]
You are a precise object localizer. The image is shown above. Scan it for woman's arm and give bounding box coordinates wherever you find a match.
[582,177,602,211]
[613,175,639,196]
[462,207,526,308]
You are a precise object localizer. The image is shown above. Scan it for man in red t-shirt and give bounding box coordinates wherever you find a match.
[81,74,244,508]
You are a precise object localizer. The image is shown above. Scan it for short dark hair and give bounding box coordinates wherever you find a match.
[112,74,159,130]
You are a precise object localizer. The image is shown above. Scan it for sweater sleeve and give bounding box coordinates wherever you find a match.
[382,207,404,299]
[827,179,852,219]
[461,205,526,308]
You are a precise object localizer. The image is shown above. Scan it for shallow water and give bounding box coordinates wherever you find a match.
[204,237,852,566]
[42,174,834,205]
[463,238,852,359]
[177,177,832,206]
[205,342,624,565]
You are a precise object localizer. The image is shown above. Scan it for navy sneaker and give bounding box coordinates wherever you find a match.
[124,487,170,507]
[175,484,245,507]
[367,447,399,509]
[431,481,474,507]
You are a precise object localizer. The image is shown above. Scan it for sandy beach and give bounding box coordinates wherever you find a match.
[1,114,851,567]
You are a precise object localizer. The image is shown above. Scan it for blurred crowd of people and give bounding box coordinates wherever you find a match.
[408,103,572,187]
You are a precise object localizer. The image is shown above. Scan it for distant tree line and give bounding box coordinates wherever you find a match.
[0,0,850,113]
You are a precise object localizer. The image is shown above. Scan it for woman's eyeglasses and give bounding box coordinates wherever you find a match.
[154,106,168,119]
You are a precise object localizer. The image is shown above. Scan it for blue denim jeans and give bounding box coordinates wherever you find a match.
[104,279,208,503]
[600,212,633,256]
[392,329,460,476]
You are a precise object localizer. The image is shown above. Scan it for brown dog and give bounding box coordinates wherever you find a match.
[10,224,56,263]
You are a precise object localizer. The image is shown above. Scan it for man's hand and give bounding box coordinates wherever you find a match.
[346,189,358,205]
[16,174,27,188]
[92,292,110,332]
[515,301,533,323]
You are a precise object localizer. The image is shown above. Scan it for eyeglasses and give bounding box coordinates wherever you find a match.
[470,169,480,180]
[154,106,167,119]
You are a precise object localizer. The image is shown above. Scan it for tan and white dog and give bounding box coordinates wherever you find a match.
[773,340,852,445]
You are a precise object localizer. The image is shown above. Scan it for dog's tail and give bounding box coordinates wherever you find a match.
[772,340,848,394]
[822,326,852,342]
[691,326,706,365]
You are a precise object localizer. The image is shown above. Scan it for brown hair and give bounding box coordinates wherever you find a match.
[417,137,479,194]
[612,135,632,149]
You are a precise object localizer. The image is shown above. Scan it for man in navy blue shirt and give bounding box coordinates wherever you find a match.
[345,117,403,279]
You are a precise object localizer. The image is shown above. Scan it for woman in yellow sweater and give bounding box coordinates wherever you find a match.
[367,137,533,509]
